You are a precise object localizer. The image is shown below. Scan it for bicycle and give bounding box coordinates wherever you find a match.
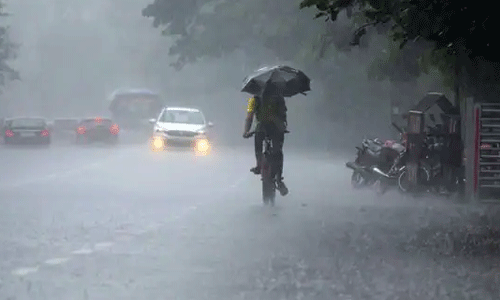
[247,129,289,205]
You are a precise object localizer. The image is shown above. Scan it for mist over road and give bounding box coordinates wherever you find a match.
[0,143,496,299]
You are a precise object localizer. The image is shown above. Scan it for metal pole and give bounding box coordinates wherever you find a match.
[472,104,481,203]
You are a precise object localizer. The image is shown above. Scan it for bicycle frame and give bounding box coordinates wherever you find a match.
[261,134,276,177]
[248,129,288,205]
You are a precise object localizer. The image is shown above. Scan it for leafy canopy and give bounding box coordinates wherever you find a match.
[300,0,496,62]
[142,0,330,70]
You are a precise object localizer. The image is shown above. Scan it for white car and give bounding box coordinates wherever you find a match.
[149,107,213,153]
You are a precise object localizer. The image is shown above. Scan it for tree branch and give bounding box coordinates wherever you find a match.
[350,21,377,46]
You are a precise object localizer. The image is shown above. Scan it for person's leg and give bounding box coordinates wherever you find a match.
[269,124,288,195]
[251,131,265,174]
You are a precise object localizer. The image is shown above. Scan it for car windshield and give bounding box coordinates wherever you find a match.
[160,110,205,125]
[9,118,46,128]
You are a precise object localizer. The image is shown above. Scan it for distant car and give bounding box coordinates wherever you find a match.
[3,117,51,145]
[149,107,213,153]
[75,117,119,145]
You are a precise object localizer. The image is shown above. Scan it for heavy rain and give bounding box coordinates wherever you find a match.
[0,0,499,299]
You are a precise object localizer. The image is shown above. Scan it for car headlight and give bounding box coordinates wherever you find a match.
[195,138,210,153]
[150,135,165,150]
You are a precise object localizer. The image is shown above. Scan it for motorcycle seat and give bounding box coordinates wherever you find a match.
[366,148,381,158]
[363,139,383,153]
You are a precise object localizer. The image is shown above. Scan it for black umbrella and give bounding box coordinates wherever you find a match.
[241,65,311,97]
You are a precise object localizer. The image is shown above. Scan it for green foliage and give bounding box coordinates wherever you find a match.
[142,0,404,133]
[0,2,19,90]
[300,0,497,62]
[300,0,500,96]
[143,0,327,70]
[367,37,424,82]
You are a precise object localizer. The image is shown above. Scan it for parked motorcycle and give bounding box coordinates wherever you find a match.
[346,123,407,193]
[397,125,463,195]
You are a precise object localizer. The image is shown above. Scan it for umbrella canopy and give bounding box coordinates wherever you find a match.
[241,65,311,98]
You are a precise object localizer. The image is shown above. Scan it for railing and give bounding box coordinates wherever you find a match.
[476,103,500,202]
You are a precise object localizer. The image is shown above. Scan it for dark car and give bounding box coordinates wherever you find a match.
[3,117,51,145]
[75,117,119,144]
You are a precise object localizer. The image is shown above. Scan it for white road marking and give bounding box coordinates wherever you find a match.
[94,242,114,250]
[0,165,98,190]
[44,257,70,265]
[192,267,216,274]
[115,235,133,242]
[8,166,250,279]
[11,266,39,276]
[134,229,149,235]
[71,248,94,255]
[0,152,130,191]
[146,223,162,231]
[114,229,147,236]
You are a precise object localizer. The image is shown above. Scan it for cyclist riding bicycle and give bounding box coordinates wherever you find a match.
[243,82,289,196]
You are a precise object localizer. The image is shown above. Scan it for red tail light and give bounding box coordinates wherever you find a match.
[41,130,49,136]
[481,143,491,149]
[109,124,119,135]
[5,130,13,137]
[77,126,86,134]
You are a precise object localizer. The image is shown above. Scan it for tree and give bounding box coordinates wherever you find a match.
[0,2,19,92]
[141,0,437,140]
[142,0,331,70]
[299,0,499,102]
[300,0,496,60]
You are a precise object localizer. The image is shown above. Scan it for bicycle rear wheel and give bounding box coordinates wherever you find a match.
[261,155,276,205]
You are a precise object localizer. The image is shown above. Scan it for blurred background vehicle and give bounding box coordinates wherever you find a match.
[108,88,165,132]
[75,117,119,145]
[2,117,51,145]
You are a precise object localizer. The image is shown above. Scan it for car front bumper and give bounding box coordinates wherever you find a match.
[150,133,209,151]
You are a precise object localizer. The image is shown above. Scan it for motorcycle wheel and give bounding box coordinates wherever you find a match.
[398,166,430,193]
[374,179,389,196]
[351,171,366,189]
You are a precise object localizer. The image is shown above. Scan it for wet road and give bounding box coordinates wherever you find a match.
[0,142,497,299]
